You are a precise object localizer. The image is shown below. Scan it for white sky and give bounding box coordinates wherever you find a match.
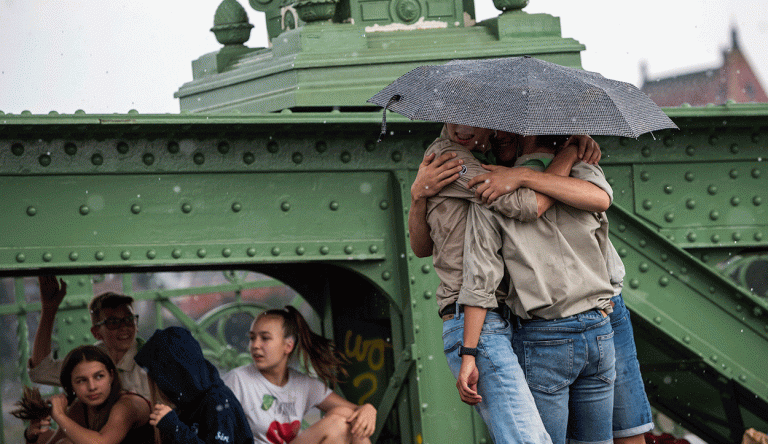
[0,0,766,114]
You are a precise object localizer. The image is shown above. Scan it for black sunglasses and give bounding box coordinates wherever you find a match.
[94,314,139,330]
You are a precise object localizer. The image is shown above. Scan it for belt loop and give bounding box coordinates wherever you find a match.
[454,302,462,320]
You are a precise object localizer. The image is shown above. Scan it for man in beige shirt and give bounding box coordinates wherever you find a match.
[28,276,151,399]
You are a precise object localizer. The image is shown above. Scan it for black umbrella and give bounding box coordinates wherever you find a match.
[368,56,678,139]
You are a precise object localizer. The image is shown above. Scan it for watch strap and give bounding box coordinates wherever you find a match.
[458,346,478,357]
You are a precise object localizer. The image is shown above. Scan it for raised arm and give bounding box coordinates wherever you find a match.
[30,276,67,368]
[48,394,149,444]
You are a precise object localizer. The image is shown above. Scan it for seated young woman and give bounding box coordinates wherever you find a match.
[15,345,153,444]
[223,306,377,444]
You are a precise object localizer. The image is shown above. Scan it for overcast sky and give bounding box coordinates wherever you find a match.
[1,0,766,114]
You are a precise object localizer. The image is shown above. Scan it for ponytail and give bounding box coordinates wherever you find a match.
[259,306,348,388]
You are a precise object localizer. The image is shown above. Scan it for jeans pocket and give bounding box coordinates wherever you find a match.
[596,330,616,384]
[523,338,574,393]
[442,319,463,354]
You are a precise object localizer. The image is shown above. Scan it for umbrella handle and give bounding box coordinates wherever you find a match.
[377,94,401,143]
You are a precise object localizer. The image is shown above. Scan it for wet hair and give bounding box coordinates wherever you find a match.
[258,306,348,388]
[89,292,134,325]
[535,135,571,153]
[11,386,51,421]
[60,345,122,406]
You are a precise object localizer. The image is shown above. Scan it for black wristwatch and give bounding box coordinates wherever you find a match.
[458,346,478,357]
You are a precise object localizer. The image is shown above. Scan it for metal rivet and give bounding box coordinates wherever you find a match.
[63,142,77,155]
[660,253,668,261]
[754,196,762,206]
[91,153,103,165]
[193,152,205,165]
[755,232,764,241]
[685,146,695,156]
[344,245,354,254]
[752,168,761,178]
[117,142,129,154]
[639,240,647,248]
[709,210,720,220]
[222,248,232,257]
[182,203,192,213]
[11,143,24,156]
[329,201,339,211]
[641,146,651,157]
[729,143,739,153]
[659,276,670,286]
[246,247,256,257]
[39,154,51,166]
[423,291,433,299]
[686,199,696,209]
[315,141,328,153]
[701,254,709,262]
[146,250,156,259]
[271,247,280,256]
[664,212,674,222]
[421,264,431,274]
[654,316,662,324]
[369,245,378,253]
[172,249,182,259]
[391,151,402,162]
[618,248,627,257]
[732,232,741,241]
[382,271,391,280]
[79,205,90,215]
[320,246,329,255]
[281,202,290,212]
[663,136,674,147]
[142,153,155,165]
[217,141,230,154]
[708,135,719,145]
[167,141,180,154]
[735,304,743,312]
[365,141,376,152]
[642,200,652,210]
[42,252,52,262]
[687,232,697,242]
[680,267,688,274]
[121,250,131,260]
[707,185,718,195]
[683,336,691,344]
[729,169,739,179]
[26,206,37,216]
[232,202,242,212]
[639,263,649,272]
[95,251,105,261]
[292,152,303,164]
[711,234,720,243]
[197,249,206,258]
[731,196,741,206]
[753,307,763,317]
[131,204,141,214]
[15,253,25,263]
[69,252,79,261]
[663,185,673,194]
[640,171,650,181]
[618,225,626,232]
[267,141,279,153]
[629,279,640,289]
[296,246,305,255]
[380,201,389,210]
[710,355,718,362]
[739,375,747,382]
[340,151,352,163]
[243,152,255,164]
[684,172,695,182]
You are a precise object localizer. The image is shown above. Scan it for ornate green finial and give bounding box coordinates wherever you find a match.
[493,0,528,12]
[211,0,255,46]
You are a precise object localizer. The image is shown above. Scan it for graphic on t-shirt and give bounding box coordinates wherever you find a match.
[266,420,301,444]
[275,400,296,417]
[261,394,276,411]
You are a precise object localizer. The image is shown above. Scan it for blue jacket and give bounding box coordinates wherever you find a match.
[135,327,253,444]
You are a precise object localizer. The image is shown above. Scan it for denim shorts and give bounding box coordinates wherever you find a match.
[443,306,552,444]
[513,309,615,444]
[610,294,654,437]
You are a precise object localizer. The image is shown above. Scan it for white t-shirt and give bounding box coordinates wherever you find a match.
[223,364,332,444]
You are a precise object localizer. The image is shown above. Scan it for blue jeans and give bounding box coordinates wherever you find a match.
[610,294,654,437]
[443,306,552,444]
[512,309,615,444]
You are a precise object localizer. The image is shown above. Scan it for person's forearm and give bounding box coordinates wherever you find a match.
[29,310,57,368]
[522,171,611,214]
[462,306,487,349]
[408,197,433,257]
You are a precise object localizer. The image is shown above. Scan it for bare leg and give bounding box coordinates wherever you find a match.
[616,434,647,444]
[292,411,352,444]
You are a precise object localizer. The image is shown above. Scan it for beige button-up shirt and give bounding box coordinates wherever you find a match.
[28,338,151,399]
[425,135,539,314]
[460,153,616,320]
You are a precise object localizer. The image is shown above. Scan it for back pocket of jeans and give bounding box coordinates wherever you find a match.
[523,338,574,393]
[596,330,616,384]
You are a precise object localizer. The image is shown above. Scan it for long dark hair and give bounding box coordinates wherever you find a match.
[259,306,348,388]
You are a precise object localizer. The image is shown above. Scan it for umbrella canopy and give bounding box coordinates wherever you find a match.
[368,56,678,138]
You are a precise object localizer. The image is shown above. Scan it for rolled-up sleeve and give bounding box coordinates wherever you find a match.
[458,204,504,309]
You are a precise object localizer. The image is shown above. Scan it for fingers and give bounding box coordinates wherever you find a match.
[420,152,436,166]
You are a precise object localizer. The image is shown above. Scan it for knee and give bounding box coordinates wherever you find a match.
[321,413,353,441]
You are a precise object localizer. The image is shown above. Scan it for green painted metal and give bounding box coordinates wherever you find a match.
[2,104,768,443]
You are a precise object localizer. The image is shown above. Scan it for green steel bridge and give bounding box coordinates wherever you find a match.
[1,0,767,442]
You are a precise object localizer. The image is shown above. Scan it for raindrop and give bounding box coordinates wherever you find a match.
[173,186,181,193]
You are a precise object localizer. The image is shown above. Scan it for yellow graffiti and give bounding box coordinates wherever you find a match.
[344,330,390,371]
[353,372,377,405]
